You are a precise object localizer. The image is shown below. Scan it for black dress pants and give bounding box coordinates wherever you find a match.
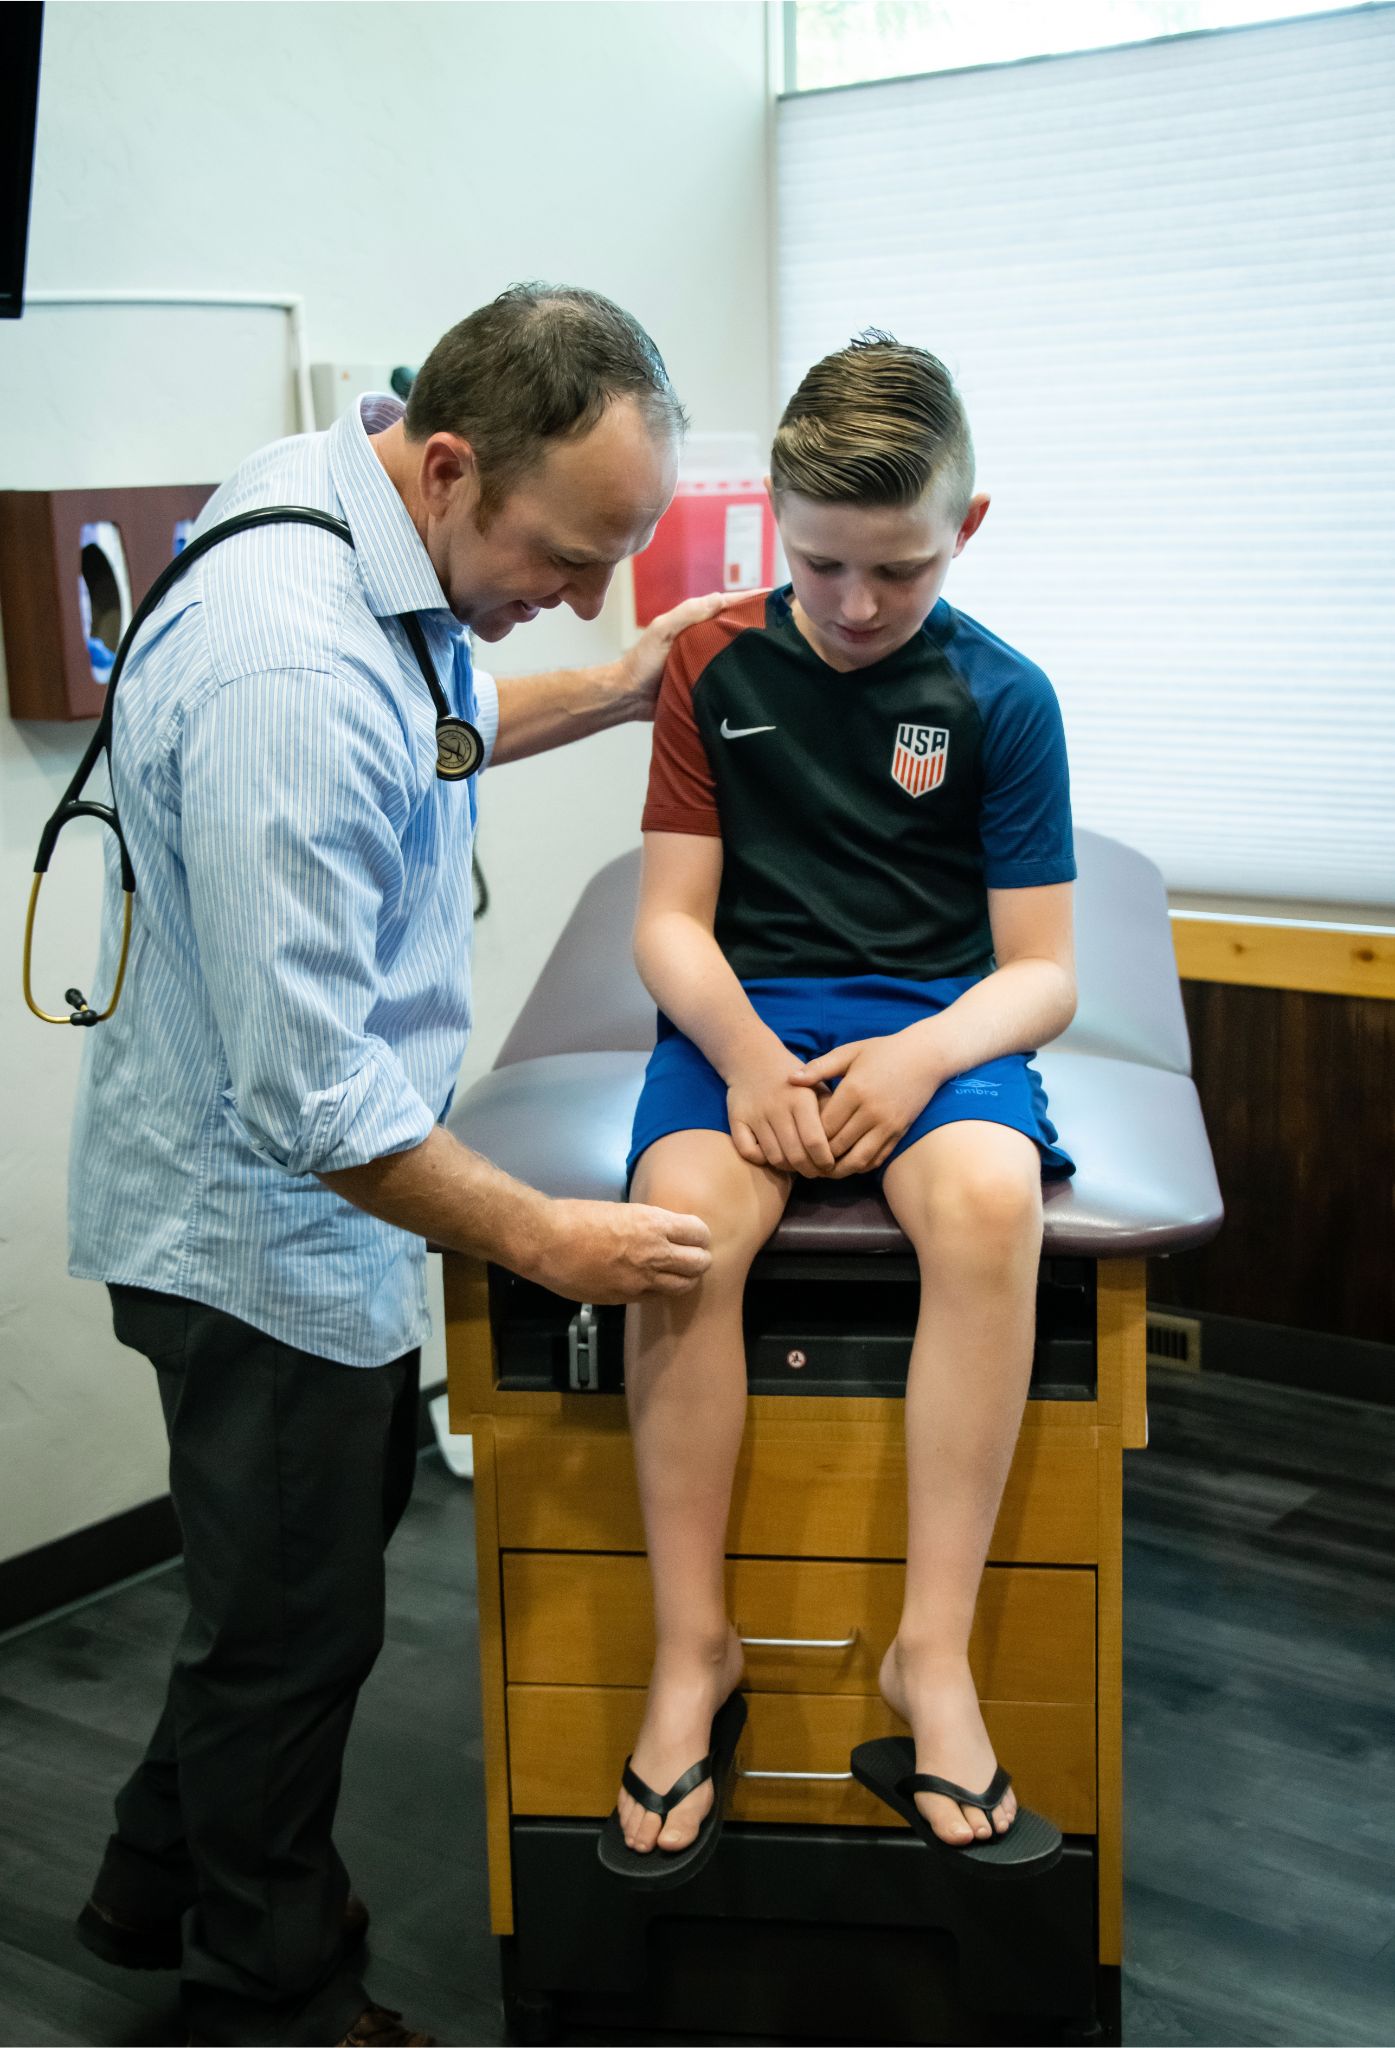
[94,1286,420,2045]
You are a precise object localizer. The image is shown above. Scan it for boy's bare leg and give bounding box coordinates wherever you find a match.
[879,1120,1044,1845]
[616,1130,791,1854]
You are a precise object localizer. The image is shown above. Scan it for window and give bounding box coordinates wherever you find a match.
[777,4,1395,906]
[786,0,1380,93]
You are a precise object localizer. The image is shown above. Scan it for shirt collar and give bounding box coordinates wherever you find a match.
[766,585,950,671]
[327,394,452,620]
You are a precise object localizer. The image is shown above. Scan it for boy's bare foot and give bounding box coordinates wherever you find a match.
[878,1637,1019,1845]
[616,1627,745,1853]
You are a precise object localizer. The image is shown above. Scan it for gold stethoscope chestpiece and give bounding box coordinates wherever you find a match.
[435,717,484,781]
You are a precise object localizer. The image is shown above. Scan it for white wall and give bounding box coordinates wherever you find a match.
[0,0,773,1566]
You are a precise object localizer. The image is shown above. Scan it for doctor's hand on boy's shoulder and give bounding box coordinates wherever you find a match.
[794,1033,941,1178]
[726,1038,839,1180]
[617,589,741,719]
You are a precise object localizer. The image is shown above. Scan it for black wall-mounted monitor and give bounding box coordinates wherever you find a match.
[1,5,44,320]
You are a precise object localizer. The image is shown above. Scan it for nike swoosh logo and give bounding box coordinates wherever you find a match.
[720,718,776,739]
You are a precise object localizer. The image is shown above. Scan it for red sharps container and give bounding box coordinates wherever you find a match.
[630,434,778,625]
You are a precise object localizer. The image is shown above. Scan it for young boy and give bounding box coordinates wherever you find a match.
[601,335,1076,1883]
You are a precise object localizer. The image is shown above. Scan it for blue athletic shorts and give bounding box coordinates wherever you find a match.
[626,974,1075,1186]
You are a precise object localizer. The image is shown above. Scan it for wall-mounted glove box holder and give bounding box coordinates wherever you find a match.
[0,484,215,720]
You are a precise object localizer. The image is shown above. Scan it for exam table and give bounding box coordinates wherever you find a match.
[442,828,1222,2045]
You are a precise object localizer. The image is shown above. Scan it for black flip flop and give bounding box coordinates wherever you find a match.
[597,1691,747,1888]
[851,1736,1063,1879]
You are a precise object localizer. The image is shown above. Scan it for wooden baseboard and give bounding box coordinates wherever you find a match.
[1152,1310,1395,1406]
[0,1494,181,1638]
[0,1386,452,1638]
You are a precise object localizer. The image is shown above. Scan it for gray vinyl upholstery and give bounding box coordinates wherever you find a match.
[451,832,1222,1258]
[493,829,1192,1076]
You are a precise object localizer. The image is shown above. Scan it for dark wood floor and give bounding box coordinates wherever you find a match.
[1,1365,1392,2047]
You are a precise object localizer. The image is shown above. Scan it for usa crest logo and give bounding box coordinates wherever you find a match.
[891,723,949,797]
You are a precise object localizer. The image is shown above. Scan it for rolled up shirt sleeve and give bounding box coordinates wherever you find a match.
[180,665,438,1177]
[472,661,500,770]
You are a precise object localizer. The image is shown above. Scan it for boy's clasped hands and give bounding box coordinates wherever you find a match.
[726,1026,944,1179]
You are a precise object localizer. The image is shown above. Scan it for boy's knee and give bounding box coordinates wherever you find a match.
[897,1148,1043,1254]
[633,1136,775,1263]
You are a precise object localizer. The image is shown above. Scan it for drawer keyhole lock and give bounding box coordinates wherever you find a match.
[786,1348,807,1370]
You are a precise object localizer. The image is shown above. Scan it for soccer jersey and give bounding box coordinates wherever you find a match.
[642,586,1075,982]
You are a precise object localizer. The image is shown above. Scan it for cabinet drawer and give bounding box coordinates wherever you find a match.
[503,1554,1095,1703]
[494,1415,1100,1563]
[488,1255,1097,1401]
[507,1685,1097,1834]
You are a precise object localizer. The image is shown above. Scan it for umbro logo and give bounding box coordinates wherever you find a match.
[720,718,776,740]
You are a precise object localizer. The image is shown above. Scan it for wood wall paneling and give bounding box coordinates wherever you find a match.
[1149,981,1395,1344]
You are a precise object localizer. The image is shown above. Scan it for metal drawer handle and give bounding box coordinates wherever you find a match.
[738,1767,855,1782]
[738,1630,859,1650]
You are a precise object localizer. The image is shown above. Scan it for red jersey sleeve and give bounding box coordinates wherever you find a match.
[641,629,721,837]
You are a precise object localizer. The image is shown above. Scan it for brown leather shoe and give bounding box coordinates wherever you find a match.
[76,1889,370,1971]
[338,2008,435,2047]
[184,2004,432,2048]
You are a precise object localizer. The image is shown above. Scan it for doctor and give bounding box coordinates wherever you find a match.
[67,284,714,2048]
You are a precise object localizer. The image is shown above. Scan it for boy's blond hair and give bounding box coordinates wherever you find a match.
[771,332,974,523]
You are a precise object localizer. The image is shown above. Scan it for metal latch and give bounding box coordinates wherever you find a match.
[567,1303,600,1392]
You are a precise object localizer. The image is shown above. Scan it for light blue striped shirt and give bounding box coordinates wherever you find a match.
[69,395,500,1366]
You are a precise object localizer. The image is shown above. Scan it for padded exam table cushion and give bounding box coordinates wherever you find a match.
[448,833,1221,1259]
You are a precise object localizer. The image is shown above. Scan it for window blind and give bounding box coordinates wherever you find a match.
[777,6,1395,906]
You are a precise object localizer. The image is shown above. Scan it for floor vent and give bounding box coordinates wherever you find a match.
[1146,1311,1203,1372]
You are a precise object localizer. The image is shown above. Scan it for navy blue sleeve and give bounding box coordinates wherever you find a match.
[962,631,1076,888]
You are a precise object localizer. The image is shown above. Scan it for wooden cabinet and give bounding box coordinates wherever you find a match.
[490,1413,1102,1562]
[500,1553,1095,1698]
[444,1252,1145,1969]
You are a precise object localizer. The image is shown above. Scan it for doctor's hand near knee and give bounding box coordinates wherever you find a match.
[322,1127,711,1304]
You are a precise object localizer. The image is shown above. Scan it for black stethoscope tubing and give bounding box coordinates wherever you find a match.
[23,503,482,1027]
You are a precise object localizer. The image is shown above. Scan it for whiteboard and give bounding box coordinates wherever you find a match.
[0,298,301,491]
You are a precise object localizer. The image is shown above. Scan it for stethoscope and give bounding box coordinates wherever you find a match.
[22,504,483,1029]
